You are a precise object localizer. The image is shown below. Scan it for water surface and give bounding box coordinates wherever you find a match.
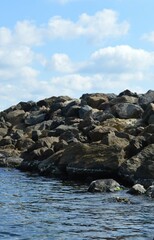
[0,168,154,239]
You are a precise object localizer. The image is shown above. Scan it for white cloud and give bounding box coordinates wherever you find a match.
[14,20,44,46]
[142,31,154,43]
[88,45,154,73]
[47,9,129,42]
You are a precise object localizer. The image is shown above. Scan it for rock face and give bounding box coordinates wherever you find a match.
[0,89,154,189]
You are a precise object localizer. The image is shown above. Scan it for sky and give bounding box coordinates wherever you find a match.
[0,0,154,110]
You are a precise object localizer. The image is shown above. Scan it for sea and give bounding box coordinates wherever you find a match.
[0,168,154,240]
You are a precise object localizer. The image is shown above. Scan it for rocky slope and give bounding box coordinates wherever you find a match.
[0,89,154,189]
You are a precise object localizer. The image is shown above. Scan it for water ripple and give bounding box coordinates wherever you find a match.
[0,168,154,240]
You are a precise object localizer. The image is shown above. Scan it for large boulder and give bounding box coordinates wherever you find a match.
[88,179,120,192]
[111,103,143,119]
[119,144,154,184]
[25,112,46,126]
[81,93,108,109]
[58,142,125,179]
[139,90,154,109]
[5,109,25,125]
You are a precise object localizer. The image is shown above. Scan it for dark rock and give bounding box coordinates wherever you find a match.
[139,90,154,109]
[146,185,154,198]
[88,179,120,192]
[119,144,154,184]
[59,142,125,179]
[32,130,42,141]
[25,112,46,126]
[142,103,154,124]
[111,103,143,119]
[118,89,138,97]
[79,105,92,119]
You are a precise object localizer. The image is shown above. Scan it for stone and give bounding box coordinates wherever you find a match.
[25,112,46,126]
[0,127,8,137]
[142,103,154,124]
[5,109,25,125]
[111,103,144,119]
[88,179,120,192]
[119,144,154,184]
[139,90,154,109]
[146,185,154,198]
[59,142,125,179]
[81,93,108,109]
[127,184,146,195]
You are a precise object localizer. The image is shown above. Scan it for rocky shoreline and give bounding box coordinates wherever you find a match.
[0,89,154,197]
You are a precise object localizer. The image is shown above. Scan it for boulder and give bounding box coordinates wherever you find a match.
[81,93,108,108]
[146,185,154,198]
[111,103,143,119]
[142,103,154,124]
[119,144,154,184]
[139,90,154,109]
[127,184,146,195]
[88,179,120,192]
[59,142,125,179]
[25,112,46,126]
[118,89,138,97]
[110,95,138,105]
[0,127,8,137]
[5,109,25,125]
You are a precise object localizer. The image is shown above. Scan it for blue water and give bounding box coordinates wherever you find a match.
[0,168,154,240]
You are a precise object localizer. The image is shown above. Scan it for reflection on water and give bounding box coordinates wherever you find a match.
[0,168,154,240]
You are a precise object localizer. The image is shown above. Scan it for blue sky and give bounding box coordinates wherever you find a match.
[0,0,154,110]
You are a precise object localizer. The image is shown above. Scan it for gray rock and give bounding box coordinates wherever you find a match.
[127,184,146,195]
[139,90,154,109]
[119,144,154,183]
[88,179,120,192]
[25,112,46,126]
[111,103,144,119]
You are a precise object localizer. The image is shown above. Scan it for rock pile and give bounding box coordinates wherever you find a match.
[0,89,154,193]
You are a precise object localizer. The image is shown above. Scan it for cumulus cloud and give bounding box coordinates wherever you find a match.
[47,9,129,42]
[87,45,154,73]
[0,9,153,111]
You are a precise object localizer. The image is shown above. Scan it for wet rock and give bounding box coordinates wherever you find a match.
[127,184,146,195]
[88,179,120,192]
[146,185,154,198]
